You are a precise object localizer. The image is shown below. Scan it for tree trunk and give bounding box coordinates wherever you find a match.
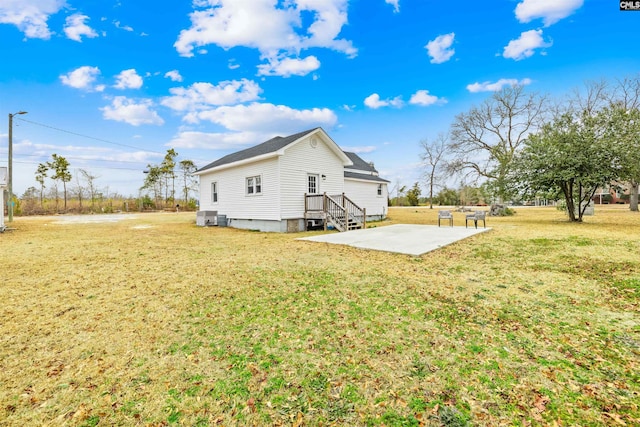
[630,180,639,212]
[562,182,578,222]
[429,172,434,209]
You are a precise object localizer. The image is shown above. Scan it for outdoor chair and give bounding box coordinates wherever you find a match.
[438,210,453,227]
[465,211,486,229]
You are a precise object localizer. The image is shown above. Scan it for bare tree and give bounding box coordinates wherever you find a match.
[606,75,640,211]
[78,169,100,212]
[420,133,448,209]
[448,84,547,201]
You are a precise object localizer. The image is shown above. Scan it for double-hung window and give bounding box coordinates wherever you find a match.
[211,182,218,203]
[246,175,262,195]
[377,184,383,196]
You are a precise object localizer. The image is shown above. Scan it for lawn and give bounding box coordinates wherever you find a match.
[0,206,638,426]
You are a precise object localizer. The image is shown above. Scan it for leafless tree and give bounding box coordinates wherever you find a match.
[448,84,547,201]
[420,133,448,209]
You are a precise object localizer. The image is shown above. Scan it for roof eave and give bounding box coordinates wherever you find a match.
[193,151,281,175]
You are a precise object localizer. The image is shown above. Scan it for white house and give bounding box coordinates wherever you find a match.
[194,128,389,232]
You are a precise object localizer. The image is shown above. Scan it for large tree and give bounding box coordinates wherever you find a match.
[35,163,48,209]
[178,159,197,205]
[48,154,72,212]
[448,85,546,201]
[511,109,618,222]
[420,133,447,209]
[161,148,178,203]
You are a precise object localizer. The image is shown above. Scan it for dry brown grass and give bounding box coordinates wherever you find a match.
[1,206,638,426]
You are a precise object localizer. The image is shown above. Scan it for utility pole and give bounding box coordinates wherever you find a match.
[7,111,28,222]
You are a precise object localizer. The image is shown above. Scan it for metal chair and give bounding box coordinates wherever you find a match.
[438,210,453,227]
[465,211,486,228]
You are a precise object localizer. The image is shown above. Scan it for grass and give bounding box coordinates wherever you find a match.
[0,206,638,426]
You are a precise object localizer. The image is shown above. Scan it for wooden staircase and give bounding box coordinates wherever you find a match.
[305,193,366,232]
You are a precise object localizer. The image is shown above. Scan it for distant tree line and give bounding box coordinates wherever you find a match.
[15,148,199,216]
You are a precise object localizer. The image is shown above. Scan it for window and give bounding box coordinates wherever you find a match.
[308,174,319,194]
[211,182,218,203]
[246,175,262,195]
[377,184,383,196]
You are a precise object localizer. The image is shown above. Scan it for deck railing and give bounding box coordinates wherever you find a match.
[305,193,366,231]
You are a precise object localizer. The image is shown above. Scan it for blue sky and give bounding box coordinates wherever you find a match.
[1,0,639,198]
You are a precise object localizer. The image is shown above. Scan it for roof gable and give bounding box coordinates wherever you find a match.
[195,127,351,174]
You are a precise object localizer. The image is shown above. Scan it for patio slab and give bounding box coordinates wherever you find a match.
[297,224,491,256]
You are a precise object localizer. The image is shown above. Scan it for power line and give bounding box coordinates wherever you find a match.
[11,159,147,172]
[15,117,165,155]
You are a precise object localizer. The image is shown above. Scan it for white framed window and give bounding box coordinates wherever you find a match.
[211,181,218,203]
[246,175,262,195]
[308,174,319,194]
[377,184,383,196]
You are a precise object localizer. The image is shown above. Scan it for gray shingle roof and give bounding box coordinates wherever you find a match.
[343,151,378,173]
[344,171,390,183]
[196,128,319,173]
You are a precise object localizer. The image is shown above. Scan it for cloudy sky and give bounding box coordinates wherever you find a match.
[1,0,638,197]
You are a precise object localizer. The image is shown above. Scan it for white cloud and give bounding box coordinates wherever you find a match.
[174,0,356,62]
[257,55,321,77]
[515,0,583,26]
[188,102,337,134]
[168,131,260,149]
[101,97,164,126]
[114,20,133,31]
[60,66,104,91]
[114,69,143,90]
[466,78,533,93]
[162,79,263,111]
[164,70,183,82]
[364,93,403,109]
[63,13,98,42]
[385,0,399,13]
[409,90,444,106]
[503,29,551,60]
[425,33,455,64]
[0,0,65,39]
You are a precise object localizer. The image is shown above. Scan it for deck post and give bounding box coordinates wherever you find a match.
[323,193,327,231]
[363,208,366,229]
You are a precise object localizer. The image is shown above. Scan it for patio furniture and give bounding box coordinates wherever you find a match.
[465,211,486,229]
[438,210,453,227]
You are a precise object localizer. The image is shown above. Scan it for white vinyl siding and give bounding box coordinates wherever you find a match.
[344,178,388,217]
[198,157,280,220]
[279,135,345,219]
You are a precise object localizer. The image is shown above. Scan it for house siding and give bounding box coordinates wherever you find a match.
[344,178,388,218]
[279,134,345,219]
[198,157,281,220]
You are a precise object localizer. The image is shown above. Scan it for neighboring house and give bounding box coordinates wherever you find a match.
[194,128,389,232]
[592,182,630,204]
